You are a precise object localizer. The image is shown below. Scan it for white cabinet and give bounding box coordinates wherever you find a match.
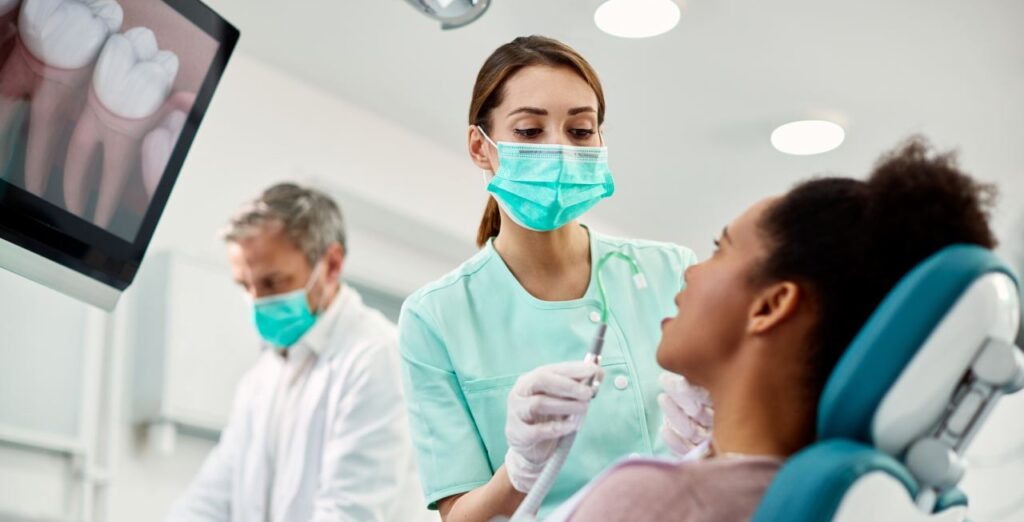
[130,252,259,438]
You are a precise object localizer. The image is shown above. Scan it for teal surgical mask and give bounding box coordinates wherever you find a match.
[479,127,615,231]
[250,263,324,348]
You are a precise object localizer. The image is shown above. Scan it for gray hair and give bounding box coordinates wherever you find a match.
[222,183,347,265]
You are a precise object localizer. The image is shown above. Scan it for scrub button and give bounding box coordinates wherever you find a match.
[589,311,601,323]
[614,375,629,390]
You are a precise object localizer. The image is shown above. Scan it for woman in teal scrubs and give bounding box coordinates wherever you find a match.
[399,36,708,520]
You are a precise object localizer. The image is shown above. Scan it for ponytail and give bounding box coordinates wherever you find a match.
[476,197,501,248]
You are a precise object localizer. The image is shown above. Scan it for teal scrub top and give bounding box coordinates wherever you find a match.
[398,227,698,517]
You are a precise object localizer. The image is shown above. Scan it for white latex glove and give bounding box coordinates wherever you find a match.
[658,372,714,458]
[504,360,604,493]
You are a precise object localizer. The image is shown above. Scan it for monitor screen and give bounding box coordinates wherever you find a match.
[0,0,238,308]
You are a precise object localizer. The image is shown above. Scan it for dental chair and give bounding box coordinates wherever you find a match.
[752,245,1024,522]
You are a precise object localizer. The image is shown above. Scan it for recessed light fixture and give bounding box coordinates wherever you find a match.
[594,0,681,39]
[770,120,846,156]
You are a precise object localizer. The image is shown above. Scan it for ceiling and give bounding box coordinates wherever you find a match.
[203,0,1024,259]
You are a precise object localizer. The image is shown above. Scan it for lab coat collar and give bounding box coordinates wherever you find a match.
[293,282,350,357]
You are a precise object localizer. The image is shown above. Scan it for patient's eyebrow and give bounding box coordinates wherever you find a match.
[722,227,733,244]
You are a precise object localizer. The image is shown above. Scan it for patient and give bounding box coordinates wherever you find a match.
[563,137,999,521]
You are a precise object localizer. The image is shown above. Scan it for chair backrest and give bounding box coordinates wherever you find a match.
[754,245,1024,522]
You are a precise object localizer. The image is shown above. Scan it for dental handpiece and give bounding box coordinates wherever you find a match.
[583,322,607,396]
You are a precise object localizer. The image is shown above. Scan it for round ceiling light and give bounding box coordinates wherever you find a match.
[770,120,846,156]
[594,0,681,39]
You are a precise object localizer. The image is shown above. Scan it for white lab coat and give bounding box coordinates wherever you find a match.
[168,286,431,522]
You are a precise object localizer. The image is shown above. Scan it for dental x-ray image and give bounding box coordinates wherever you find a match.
[0,0,218,241]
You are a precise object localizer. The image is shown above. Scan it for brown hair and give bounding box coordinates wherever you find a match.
[469,35,607,247]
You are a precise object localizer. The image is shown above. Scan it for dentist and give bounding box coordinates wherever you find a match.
[169,183,428,522]
[399,36,713,521]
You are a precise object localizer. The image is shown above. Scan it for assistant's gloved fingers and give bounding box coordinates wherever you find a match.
[660,422,696,457]
[520,418,580,443]
[513,395,591,422]
[505,415,578,491]
[676,397,713,430]
[546,359,603,379]
[515,360,601,400]
[505,359,602,489]
[519,371,595,402]
[660,371,711,404]
[505,447,548,493]
[695,404,714,428]
[660,372,713,424]
[659,393,710,441]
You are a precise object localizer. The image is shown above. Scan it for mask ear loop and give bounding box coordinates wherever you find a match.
[305,259,329,314]
[477,125,499,149]
[477,125,500,184]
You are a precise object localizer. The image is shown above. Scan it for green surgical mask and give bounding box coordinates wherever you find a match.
[479,127,615,231]
[250,263,323,348]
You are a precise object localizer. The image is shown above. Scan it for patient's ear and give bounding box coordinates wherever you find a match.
[748,281,802,334]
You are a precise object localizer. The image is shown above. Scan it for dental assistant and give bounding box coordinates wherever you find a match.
[399,36,712,521]
[169,183,428,522]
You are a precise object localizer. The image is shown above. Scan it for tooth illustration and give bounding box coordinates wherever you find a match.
[19,0,122,69]
[140,109,185,195]
[0,48,90,197]
[93,27,178,119]
[62,25,189,231]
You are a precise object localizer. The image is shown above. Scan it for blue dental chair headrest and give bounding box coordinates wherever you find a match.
[754,245,1024,522]
[818,244,1019,448]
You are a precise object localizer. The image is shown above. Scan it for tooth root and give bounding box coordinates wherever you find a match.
[86,132,136,228]
[22,78,78,197]
[62,103,101,216]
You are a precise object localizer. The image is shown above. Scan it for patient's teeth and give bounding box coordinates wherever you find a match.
[92,27,178,119]
[19,0,123,69]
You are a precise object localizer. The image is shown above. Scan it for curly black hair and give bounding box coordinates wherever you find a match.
[757,136,998,408]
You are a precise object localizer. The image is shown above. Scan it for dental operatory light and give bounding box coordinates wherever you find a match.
[403,0,490,30]
[594,0,681,39]
[770,120,846,156]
